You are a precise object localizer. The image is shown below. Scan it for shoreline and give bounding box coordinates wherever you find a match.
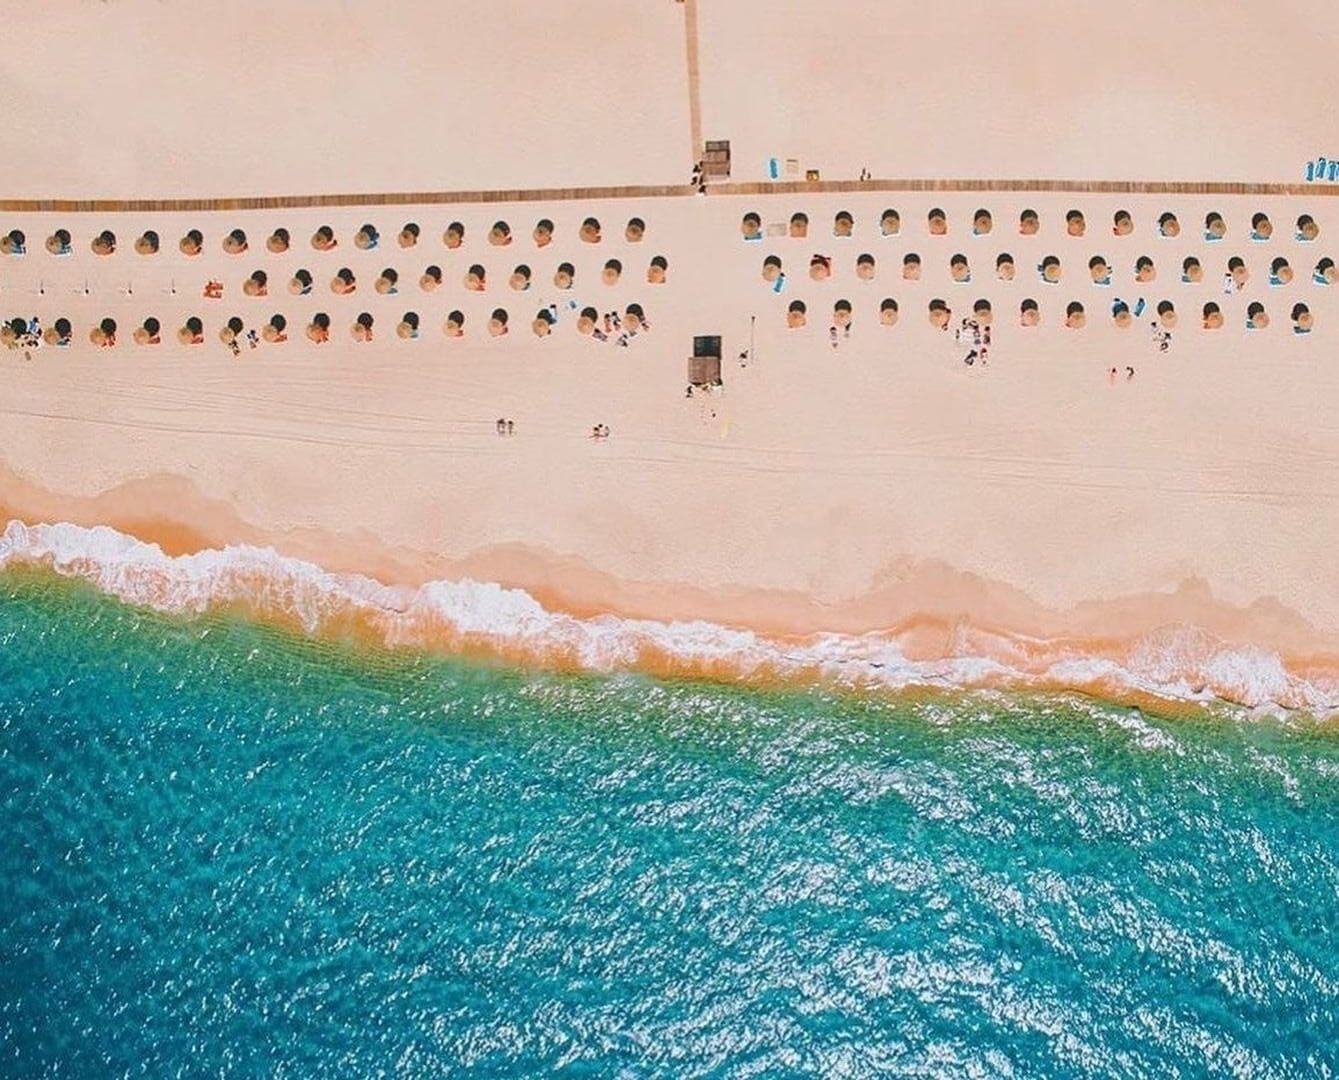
[4,469,1338,713]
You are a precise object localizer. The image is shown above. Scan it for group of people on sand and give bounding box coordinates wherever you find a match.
[0,315,51,357]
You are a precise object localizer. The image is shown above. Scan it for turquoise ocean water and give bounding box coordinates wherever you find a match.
[2,568,1336,1077]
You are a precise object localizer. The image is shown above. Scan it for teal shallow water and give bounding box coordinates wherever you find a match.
[1,570,1336,1078]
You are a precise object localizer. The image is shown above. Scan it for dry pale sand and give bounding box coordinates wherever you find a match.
[3,2,1339,706]
[697,0,1334,186]
[0,0,690,198]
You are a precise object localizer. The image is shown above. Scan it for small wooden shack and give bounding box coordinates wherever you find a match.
[702,140,731,181]
[689,334,722,386]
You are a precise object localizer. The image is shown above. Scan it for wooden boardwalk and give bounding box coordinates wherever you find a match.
[4,179,1338,215]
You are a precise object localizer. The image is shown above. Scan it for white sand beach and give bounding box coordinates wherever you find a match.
[3,1,1339,707]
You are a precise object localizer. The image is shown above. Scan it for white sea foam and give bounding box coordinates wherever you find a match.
[3,519,1337,714]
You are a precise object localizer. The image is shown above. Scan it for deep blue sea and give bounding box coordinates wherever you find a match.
[1,568,1336,1078]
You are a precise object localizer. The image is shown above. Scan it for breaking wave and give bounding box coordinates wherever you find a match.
[3,520,1337,713]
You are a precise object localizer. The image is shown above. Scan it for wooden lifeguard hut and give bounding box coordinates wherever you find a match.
[689,335,722,388]
[702,140,731,181]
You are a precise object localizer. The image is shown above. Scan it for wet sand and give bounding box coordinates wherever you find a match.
[4,2,1339,707]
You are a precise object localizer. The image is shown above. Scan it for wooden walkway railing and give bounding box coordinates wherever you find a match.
[3,179,1337,214]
